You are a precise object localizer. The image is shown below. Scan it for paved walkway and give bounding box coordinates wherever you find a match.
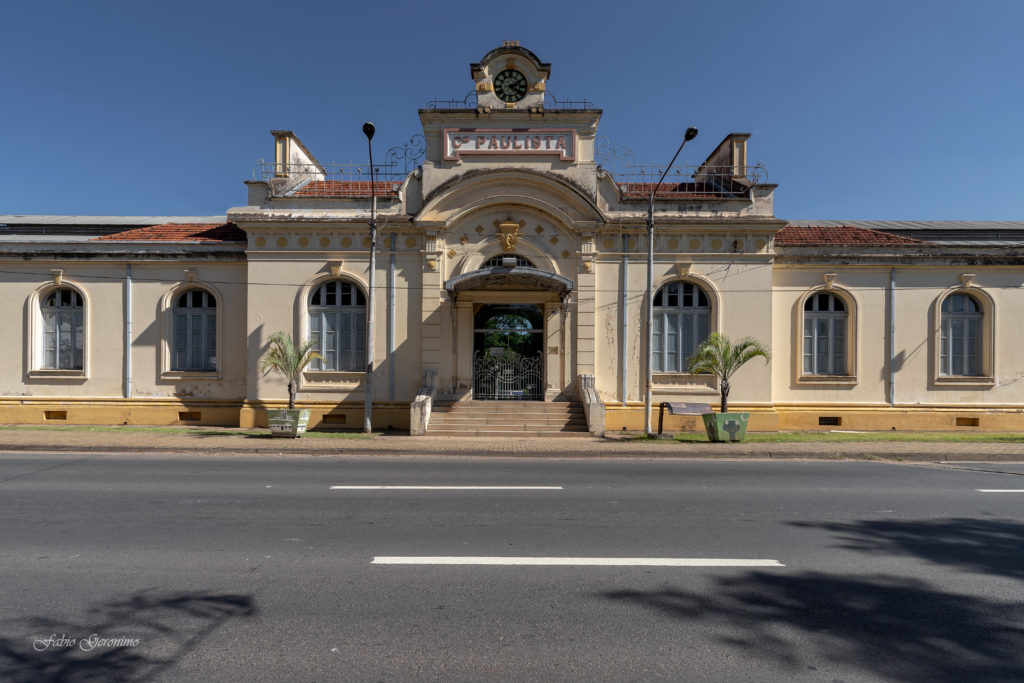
[1,426,1023,461]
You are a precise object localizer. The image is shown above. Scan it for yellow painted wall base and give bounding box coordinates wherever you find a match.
[238,402,411,431]
[605,404,779,433]
[0,399,411,431]
[4,397,1022,434]
[0,399,243,426]
[605,403,1024,433]
[775,406,1024,432]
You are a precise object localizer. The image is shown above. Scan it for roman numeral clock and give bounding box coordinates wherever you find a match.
[493,69,528,103]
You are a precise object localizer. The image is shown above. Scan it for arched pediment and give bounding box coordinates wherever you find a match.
[415,168,605,227]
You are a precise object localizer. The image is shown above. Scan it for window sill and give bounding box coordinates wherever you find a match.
[302,371,364,387]
[28,369,86,379]
[796,375,858,386]
[933,375,996,387]
[653,373,718,395]
[162,371,220,380]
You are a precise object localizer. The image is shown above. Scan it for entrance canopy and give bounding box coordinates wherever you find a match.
[445,265,574,298]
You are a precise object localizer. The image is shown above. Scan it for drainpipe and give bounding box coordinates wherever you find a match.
[123,263,132,399]
[621,234,628,406]
[388,233,396,402]
[888,267,895,407]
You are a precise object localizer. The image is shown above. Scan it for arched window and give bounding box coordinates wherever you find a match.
[940,293,982,376]
[41,287,84,370]
[483,254,535,268]
[652,281,711,372]
[803,292,847,375]
[309,280,366,371]
[173,288,217,371]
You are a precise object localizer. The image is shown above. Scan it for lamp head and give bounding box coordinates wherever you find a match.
[362,122,375,140]
[684,127,698,141]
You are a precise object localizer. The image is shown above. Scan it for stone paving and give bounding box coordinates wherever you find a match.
[1,426,1023,461]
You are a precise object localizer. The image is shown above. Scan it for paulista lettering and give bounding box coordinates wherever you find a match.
[450,134,568,151]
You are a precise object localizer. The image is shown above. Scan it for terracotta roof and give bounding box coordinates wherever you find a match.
[91,222,246,243]
[776,225,925,246]
[290,180,401,198]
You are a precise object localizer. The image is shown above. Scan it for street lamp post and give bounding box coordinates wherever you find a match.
[363,122,377,434]
[644,126,698,436]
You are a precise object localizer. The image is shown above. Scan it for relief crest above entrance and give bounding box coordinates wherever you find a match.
[497,219,523,252]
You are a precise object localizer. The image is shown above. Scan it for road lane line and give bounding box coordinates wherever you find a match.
[976,489,1024,493]
[331,486,563,490]
[372,556,784,567]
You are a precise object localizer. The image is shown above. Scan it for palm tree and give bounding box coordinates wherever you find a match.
[687,332,770,413]
[258,332,323,410]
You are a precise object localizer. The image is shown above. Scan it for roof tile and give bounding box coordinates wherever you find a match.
[91,222,246,243]
[776,225,925,246]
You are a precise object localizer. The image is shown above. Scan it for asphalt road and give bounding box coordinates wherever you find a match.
[1,453,1022,682]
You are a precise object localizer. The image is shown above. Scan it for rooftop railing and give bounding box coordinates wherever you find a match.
[424,91,596,110]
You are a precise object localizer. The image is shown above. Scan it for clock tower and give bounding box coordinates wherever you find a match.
[471,41,550,110]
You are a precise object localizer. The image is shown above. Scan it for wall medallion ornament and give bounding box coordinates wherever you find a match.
[497,220,522,252]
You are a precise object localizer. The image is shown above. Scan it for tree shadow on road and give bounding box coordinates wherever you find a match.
[791,517,1024,580]
[0,589,255,682]
[604,571,1024,681]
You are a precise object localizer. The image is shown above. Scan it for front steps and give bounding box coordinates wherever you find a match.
[426,400,590,437]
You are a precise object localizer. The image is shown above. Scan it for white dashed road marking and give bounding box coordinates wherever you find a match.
[372,556,785,567]
[331,486,563,490]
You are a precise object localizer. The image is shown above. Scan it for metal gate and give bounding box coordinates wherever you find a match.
[472,350,544,400]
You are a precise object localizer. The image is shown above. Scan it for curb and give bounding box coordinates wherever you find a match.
[3,442,1024,462]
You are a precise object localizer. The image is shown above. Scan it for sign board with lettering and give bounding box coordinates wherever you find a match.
[443,128,576,161]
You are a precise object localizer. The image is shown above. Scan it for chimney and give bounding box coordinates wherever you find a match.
[729,133,750,179]
[271,130,293,177]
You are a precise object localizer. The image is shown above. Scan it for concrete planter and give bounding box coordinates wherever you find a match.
[702,412,750,442]
[267,408,311,438]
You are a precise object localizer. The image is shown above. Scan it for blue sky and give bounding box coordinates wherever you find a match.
[3,0,1022,220]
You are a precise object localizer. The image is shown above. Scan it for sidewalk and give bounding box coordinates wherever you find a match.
[2,426,1024,461]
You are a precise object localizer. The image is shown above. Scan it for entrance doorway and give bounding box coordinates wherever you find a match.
[472,304,544,400]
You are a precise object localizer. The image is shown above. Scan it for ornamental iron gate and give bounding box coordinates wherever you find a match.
[473,350,544,400]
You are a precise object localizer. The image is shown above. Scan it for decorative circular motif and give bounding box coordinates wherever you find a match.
[549,236,558,245]
[562,250,570,258]
[255,237,266,248]
[711,238,722,250]
[298,237,309,248]
[320,237,330,248]
[341,237,352,248]
[405,237,417,248]
[689,238,702,250]
[754,239,767,251]
[362,237,371,248]
[276,237,287,248]
[602,238,614,250]
[493,69,528,103]
[668,238,680,250]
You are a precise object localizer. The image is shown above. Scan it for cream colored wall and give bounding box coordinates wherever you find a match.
[0,262,124,398]
[592,250,775,408]
[0,258,248,425]
[243,244,422,407]
[127,263,247,400]
[771,267,889,406]
[772,265,1024,408]
[894,267,1024,405]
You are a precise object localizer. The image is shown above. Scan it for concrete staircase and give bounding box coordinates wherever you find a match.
[426,400,590,437]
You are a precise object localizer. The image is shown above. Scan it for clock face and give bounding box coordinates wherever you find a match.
[493,69,528,103]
